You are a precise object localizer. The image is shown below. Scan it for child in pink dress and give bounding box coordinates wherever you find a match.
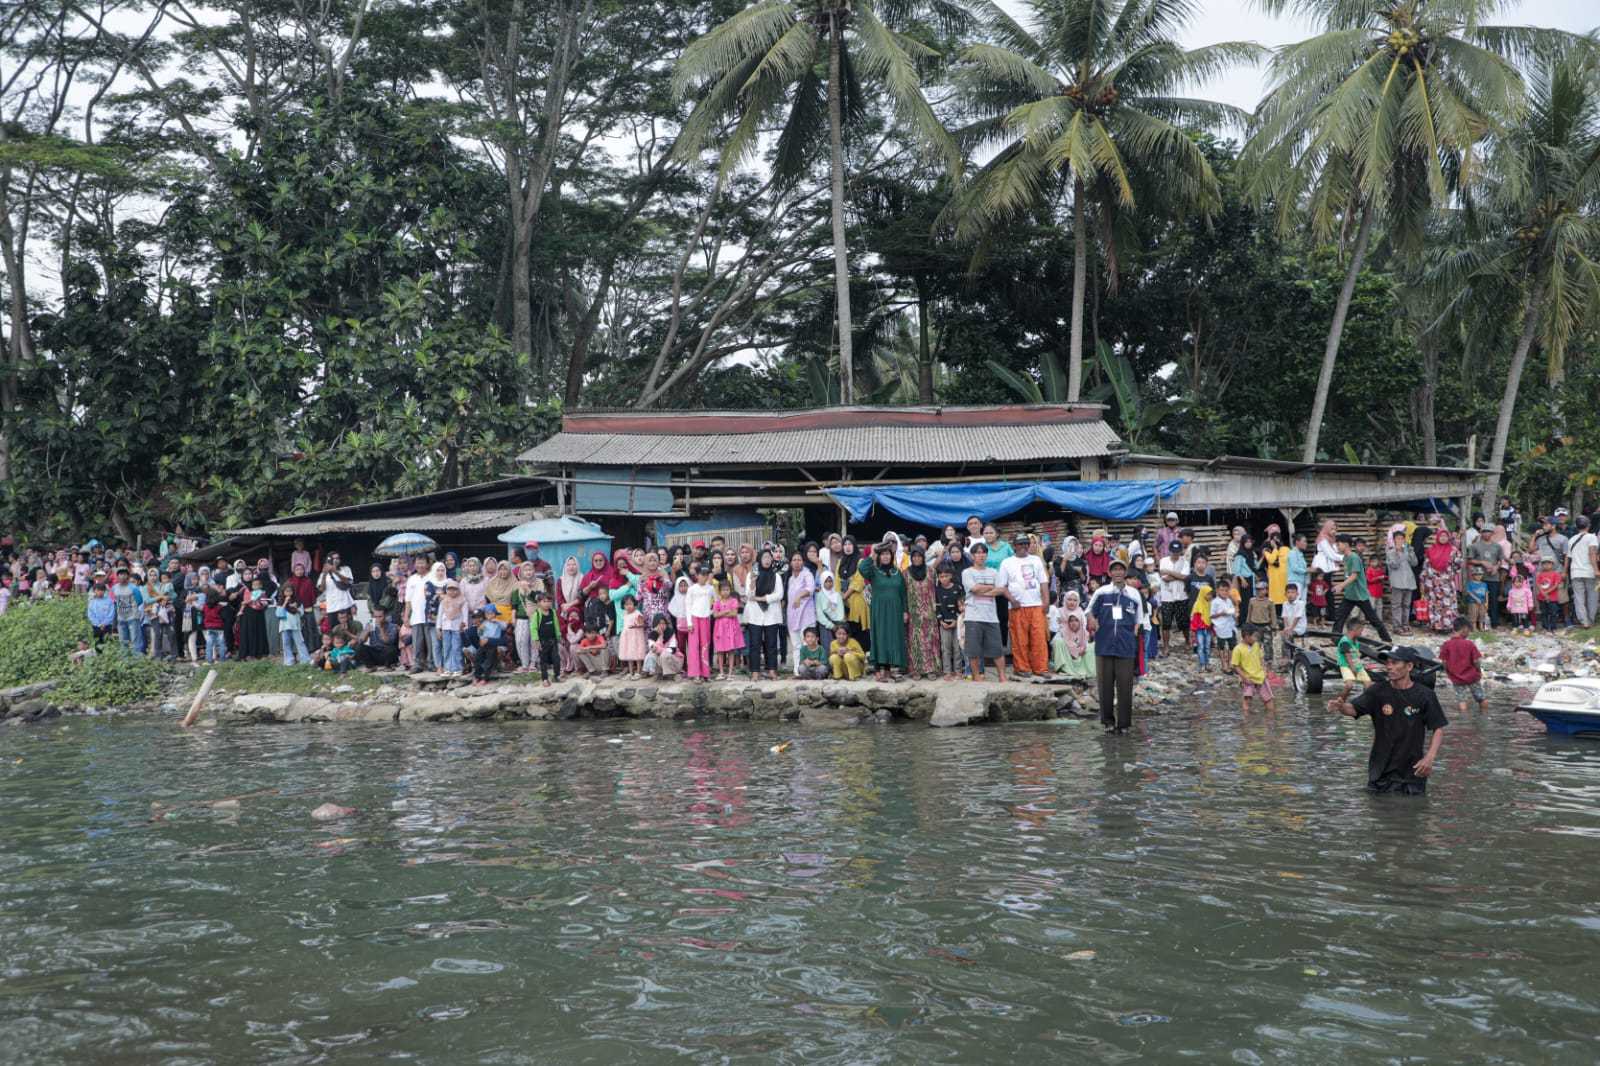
[617,594,647,677]
[712,579,745,679]
[1506,571,1534,635]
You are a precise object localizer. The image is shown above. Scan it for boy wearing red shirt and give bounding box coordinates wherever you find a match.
[1437,618,1485,713]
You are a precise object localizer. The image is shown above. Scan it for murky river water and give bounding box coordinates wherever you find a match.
[3,694,1599,1064]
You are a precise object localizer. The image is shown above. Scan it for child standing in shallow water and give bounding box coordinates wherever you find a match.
[712,579,744,679]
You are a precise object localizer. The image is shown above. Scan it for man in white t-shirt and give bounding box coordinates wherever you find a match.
[1156,541,1191,653]
[404,558,431,671]
[1568,515,1599,627]
[997,533,1049,677]
[319,552,356,615]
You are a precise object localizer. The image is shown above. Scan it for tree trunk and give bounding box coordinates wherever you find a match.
[827,14,853,405]
[563,256,617,407]
[916,277,933,404]
[1419,340,1438,466]
[1302,199,1375,464]
[1481,274,1546,519]
[511,215,535,376]
[1067,177,1087,402]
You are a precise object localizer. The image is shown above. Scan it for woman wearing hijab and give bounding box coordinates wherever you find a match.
[578,551,619,640]
[1423,529,1461,632]
[784,551,816,674]
[637,552,671,628]
[857,542,908,680]
[821,533,842,573]
[459,557,487,617]
[1231,534,1259,598]
[1050,590,1094,679]
[610,550,641,644]
[422,561,449,668]
[555,556,585,673]
[237,569,270,661]
[483,558,516,622]
[815,569,844,637]
[443,551,460,580]
[902,546,940,679]
[367,563,399,616]
[744,548,786,678]
[838,537,871,653]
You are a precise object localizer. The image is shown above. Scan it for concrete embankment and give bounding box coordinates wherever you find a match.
[218,675,1094,728]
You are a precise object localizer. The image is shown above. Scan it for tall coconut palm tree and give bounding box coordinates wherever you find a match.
[943,0,1259,402]
[672,1,964,404]
[1243,0,1581,464]
[1437,50,1600,517]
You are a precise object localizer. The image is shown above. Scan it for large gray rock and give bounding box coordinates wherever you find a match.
[930,686,991,728]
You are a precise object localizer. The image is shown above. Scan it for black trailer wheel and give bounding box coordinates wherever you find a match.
[1293,659,1323,695]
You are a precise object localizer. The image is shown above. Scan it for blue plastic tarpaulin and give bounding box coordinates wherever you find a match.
[826,479,1186,528]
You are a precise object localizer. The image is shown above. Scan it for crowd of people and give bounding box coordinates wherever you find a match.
[6,497,1595,730]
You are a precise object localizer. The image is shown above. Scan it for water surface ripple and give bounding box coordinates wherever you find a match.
[3,696,1599,1064]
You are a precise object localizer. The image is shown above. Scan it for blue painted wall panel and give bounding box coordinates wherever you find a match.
[574,467,674,513]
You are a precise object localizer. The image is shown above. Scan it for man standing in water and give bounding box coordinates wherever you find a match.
[1087,559,1142,733]
[1326,646,1446,795]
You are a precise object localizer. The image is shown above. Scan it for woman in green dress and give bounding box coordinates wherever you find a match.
[857,543,907,679]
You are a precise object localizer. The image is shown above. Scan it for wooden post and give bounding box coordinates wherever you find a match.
[181,669,219,729]
[1462,434,1477,532]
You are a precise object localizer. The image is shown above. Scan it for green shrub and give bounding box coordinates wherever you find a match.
[47,644,165,707]
[0,596,93,688]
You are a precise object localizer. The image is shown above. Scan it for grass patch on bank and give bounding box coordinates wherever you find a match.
[0,596,92,688]
[188,660,407,697]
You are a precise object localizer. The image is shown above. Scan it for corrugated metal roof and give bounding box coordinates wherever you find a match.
[224,508,547,537]
[263,476,547,523]
[520,421,1124,467]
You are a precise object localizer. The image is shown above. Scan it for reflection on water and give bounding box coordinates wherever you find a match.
[3,695,1600,1064]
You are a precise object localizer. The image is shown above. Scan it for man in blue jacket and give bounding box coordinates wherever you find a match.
[1087,560,1144,733]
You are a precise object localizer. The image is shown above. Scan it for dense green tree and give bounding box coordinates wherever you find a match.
[1445,50,1600,515]
[1244,0,1582,463]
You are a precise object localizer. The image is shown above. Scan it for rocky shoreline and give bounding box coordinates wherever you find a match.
[218,674,1095,729]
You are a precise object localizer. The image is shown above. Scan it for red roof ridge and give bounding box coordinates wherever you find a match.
[561,404,1106,436]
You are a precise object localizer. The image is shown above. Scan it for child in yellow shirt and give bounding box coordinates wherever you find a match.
[1230,625,1276,711]
[829,625,866,680]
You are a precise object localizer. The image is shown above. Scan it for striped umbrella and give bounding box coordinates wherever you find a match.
[374,532,438,558]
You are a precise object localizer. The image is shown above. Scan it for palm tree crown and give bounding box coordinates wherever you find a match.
[947,0,1259,399]
[1244,0,1547,252]
[672,0,962,403]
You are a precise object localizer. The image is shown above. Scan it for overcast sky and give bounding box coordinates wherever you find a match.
[995,0,1599,111]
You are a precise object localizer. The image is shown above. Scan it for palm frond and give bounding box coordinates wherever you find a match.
[672,0,796,98]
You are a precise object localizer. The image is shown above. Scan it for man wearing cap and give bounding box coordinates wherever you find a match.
[524,541,552,577]
[1087,559,1143,732]
[1154,512,1181,558]
[997,532,1049,677]
[1157,540,1191,653]
[1327,646,1447,794]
